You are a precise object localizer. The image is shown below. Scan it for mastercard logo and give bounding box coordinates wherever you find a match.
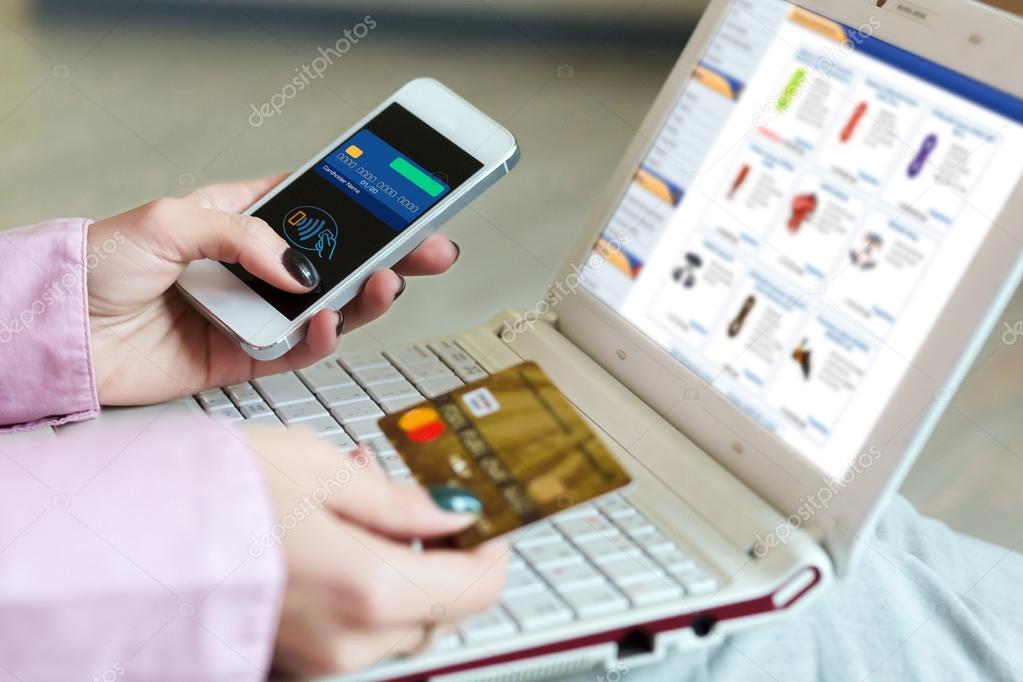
[398,406,447,443]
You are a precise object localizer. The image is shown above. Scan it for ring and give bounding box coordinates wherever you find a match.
[405,620,437,657]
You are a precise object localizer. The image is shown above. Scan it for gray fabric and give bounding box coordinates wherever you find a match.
[560,495,1023,681]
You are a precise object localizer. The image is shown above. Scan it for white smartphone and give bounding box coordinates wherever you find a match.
[176,78,519,360]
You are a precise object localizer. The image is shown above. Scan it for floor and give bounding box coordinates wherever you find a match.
[2,0,1022,552]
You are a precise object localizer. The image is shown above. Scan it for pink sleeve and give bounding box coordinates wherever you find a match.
[0,410,286,680]
[0,218,100,431]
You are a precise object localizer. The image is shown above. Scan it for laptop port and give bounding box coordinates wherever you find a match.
[691,613,716,637]
[616,629,656,657]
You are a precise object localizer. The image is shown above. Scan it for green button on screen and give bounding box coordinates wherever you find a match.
[389,157,445,197]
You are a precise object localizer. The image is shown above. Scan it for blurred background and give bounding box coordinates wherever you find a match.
[2,0,1022,552]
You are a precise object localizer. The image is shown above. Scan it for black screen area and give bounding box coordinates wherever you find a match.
[228,103,483,319]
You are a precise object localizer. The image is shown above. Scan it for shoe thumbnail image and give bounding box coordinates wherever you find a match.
[792,338,812,380]
[727,295,756,337]
[907,133,938,179]
[787,193,818,233]
[849,232,883,270]
[727,164,751,199]
[839,101,868,143]
[671,252,703,288]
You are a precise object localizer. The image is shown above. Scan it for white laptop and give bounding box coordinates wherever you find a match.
[80,0,1023,679]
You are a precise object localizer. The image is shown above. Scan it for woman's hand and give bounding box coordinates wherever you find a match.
[86,175,459,405]
[246,426,506,676]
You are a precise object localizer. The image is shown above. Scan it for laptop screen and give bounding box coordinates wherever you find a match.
[580,0,1023,477]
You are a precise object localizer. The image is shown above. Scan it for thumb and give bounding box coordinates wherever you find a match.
[143,197,319,293]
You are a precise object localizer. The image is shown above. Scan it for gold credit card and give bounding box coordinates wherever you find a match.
[378,362,632,548]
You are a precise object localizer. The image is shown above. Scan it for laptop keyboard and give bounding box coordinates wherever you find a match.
[195,339,719,650]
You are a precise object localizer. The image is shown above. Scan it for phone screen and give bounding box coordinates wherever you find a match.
[228,103,483,319]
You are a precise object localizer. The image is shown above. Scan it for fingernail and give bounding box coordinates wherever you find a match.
[450,241,461,263]
[427,485,482,515]
[335,310,345,337]
[282,248,320,289]
[393,274,407,300]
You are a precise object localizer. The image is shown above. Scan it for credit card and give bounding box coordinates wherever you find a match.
[378,361,632,548]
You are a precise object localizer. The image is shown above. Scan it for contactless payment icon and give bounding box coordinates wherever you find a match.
[283,206,338,260]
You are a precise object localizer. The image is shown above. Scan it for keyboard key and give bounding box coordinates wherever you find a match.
[517,541,583,568]
[276,402,328,425]
[431,632,462,652]
[330,400,384,425]
[577,535,646,565]
[503,592,573,630]
[428,340,475,367]
[559,583,629,618]
[253,373,313,407]
[351,365,404,386]
[555,514,618,541]
[618,577,684,607]
[677,572,718,596]
[537,561,606,591]
[613,514,656,536]
[323,431,357,450]
[385,344,436,368]
[197,389,231,410]
[208,405,243,421]
[298,360,355,390]
[509,521,560,547]
[346,418,384,440]
[649,546,696,573]
[300,416,344,437]
[380,395,425,413]
[632,531,675,553]
[363,435,395,456]
[239,402,274,419]
[402,361,455,382]
[340,350,388,373]
[315,385,370,407]
[503,566,547,597]
[460,606,518,642]
[245,413,284,429]
[225,383,263,406]
[453,364,488,383]
[366,380,419,404]
[598,557,665,586]
[596,494,637,518]
[416,376,465,398]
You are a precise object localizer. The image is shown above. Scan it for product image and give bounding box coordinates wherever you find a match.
[727,163,751,199]
[787,193,818,233]
[727,295,756,337]
[792,338,812,379]
[849,232,883,270]
[839,101,868,143]
[671,252,704,288]
[907,133,938,178]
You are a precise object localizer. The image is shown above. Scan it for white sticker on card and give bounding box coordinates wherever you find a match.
[461,387,500,417]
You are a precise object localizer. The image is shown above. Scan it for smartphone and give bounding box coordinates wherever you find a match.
[176,78,519,360]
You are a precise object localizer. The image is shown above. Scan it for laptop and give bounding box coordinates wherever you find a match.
[77,0,1023,679]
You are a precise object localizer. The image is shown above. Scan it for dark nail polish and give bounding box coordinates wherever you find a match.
[335,311,345,337]
[394,274,407,300]
[450,240,461,263]
[282,248,320,289]
[427,485,482,515]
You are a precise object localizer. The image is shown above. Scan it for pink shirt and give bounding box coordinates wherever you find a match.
[0,219,284,680]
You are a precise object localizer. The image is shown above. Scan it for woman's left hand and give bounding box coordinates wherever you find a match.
[86,175,459,405]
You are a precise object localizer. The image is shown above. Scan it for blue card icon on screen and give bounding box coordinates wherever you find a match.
[283,206,338,261]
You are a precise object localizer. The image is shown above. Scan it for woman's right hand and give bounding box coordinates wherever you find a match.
[244,425,507,677]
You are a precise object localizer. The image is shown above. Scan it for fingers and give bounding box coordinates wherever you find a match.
[391,235,459,276]
[338,270,403,332]
[139,197,316,293]
[183,173,289,213]
[327,520,509,626]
